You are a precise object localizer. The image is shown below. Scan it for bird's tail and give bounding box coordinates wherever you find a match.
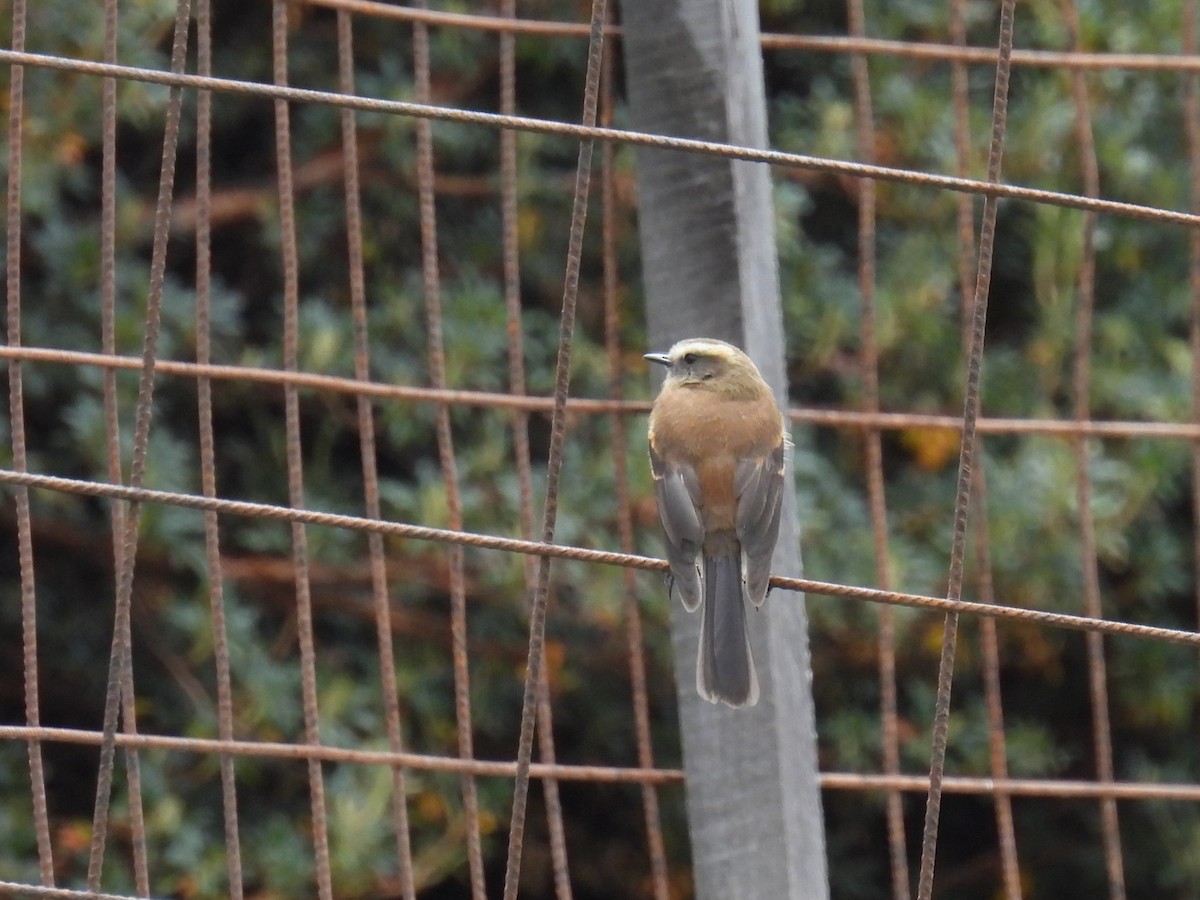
[698,554,759,707]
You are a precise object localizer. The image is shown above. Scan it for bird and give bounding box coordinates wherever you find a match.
[645,337,788,707]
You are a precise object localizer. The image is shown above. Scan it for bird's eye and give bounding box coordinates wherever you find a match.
[683,352,698,364]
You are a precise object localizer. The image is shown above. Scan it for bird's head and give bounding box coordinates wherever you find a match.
[644,338,767,398]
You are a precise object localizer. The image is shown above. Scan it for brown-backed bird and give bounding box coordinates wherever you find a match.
[645,337,788,707]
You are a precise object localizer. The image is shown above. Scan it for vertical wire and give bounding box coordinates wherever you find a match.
[950,2,1022,895]
[5,0,55,884]
[500,3,538,602]
[1186,0,1200,672]
[495,3,574,896]
[949,0,979,325]
[846,2,909,895]
[599,31,671,900]
[195,0,246,894]
[99,6,151,891]
[97,0,155,885]
[530,264,574,894]
[101,0,151,891]
[409,8,488,898]
[85,0,191,888]
[336,12,418,900]
[1062,2,1126,896]
[100,0,125,643]
[969,476,1022,898]
[501,2,607,897]
[916,1,1016,896]
[271,4,334,897]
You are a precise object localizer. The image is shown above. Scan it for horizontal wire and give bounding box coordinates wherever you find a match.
[6,8,1199,896]
[0,726,681,784]
[794,407,1200,439]
[304,0,622,38]
[1,49,1199,227]
[1,724,1195,803]
[819,772,1200,802]
[4,344,1200,439]
[305,0,1200,73]
[762,35,1200,71]
[2,467,1198,648]
[0,883,159,900]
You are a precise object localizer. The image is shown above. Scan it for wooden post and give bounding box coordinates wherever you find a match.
[621,1,829,897]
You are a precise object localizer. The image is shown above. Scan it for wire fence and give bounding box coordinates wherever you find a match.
[3,0,1200,898]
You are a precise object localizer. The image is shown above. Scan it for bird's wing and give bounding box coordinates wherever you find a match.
[649,445,705,612]
[734,440,786,606]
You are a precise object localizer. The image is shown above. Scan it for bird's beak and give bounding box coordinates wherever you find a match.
[644,352,671,367]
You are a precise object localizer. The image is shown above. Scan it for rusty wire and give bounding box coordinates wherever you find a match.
[83,0,191,891]
[1189,0,1200,649]
[970,464,1023,900]
[600,25,672,900]
[3,466,1198,651]
[0,884,159,900]
[410,5,490,896]
[917,0,1016,896]
[950,1,1022,896]
[4,46,1200,230]
[5,1,1200,898]
[12,344,1200,441]
[195,0,246,896]
[101,0,152,891]
[303,0,1200,73]
[1064,0,1127,895]
[845,1,909,896]
[500,6,577,894]
[0,724,683,783]
[271,3,336,897]
[493,2,574,895]
[4,0,54,888]
[500,3,607,897]
[9,720,1200,802]
[499,4,535,593]
[335,9,417,899]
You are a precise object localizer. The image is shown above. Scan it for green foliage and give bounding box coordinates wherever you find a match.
[765,0,1200,895]
[2,0,1200,898]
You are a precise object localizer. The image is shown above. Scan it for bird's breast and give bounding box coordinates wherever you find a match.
[649,384,781,460]
[648,383,783,535]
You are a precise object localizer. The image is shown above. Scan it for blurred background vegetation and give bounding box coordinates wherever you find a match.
[2,0,1199,897]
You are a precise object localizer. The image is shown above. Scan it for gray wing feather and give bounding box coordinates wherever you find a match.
[734,442,785,607]
[650,446,705,612]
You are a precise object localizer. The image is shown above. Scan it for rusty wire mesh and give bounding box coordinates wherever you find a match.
[3,1,1200,898]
